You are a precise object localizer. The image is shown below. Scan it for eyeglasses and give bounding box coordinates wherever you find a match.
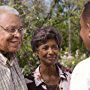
[0,25,24,34]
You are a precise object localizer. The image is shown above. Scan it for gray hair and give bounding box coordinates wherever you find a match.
[0,5,19,15]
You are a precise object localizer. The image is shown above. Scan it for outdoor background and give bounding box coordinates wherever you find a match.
[0,0,89,75]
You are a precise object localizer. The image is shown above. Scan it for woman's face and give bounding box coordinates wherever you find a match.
[36,39,60,65]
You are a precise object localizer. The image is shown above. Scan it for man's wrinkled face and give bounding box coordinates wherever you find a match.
[80,17,90,51]
[0,13,24,53]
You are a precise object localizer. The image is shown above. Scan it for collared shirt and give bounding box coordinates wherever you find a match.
[70,57,90,90]
[26,64,71,90]
[0,53,28,90]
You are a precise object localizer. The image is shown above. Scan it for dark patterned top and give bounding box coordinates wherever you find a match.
[26,63,71,90]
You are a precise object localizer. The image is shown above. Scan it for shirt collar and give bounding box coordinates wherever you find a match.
[34,64,67,86]
[34,66,43,86]
[0,52,15,66]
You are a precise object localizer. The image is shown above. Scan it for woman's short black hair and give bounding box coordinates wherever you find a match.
[31,26,62,52]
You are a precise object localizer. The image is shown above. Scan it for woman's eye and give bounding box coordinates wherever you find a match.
[52,45,59,50]
[42,46,49,50]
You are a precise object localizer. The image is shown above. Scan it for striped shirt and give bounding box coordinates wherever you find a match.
[0,53,28,90]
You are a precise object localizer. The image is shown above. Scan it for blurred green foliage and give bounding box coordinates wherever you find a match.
[0,0,89,75]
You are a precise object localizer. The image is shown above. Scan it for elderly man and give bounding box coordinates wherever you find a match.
[0,6,27,90]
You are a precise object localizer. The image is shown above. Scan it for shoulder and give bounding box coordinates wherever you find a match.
[70,57,90,90]
[71,57,90,83]
[25,74,36,90]
[56,63,71,80]
[25,73,34,82]
[77,57,90,66]
[56,63,72,74]
[25,73,45,90]
[72,57,90,74]
[56,63,71,89]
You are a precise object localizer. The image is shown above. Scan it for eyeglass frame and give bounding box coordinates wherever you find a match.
[0,25,24,34]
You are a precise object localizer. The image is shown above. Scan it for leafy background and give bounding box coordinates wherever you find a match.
[0,0,89,75]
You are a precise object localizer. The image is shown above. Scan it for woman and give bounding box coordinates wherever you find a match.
[26,26,71,90]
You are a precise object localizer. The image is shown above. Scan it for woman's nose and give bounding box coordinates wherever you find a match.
[48,48,53,54]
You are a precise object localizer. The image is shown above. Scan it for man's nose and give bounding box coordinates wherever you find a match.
[13,30,22,38]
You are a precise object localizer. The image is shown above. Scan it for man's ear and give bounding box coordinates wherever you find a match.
[86,23,90,32]
[87,23,90,28]
[86,23,90,38]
